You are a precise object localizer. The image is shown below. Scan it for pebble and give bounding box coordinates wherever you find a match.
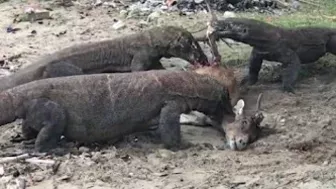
[291,0,300,10]
[94,0,102,6]
[112,20,126,30]
[157,149,175,159]
[0,166,4,176]
[223,11,236,18]
[102,2,116,7]
[323,160,330,166]
[32,175,45,182]
[78,146,90,153]
[120,10,129,18]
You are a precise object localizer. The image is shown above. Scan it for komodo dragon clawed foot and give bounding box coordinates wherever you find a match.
[159,101,185,150]
[20,98,66,152]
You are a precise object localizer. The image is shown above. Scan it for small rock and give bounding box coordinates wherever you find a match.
[227,4,235,9]
[112,20,126,30]
[94,0,102,6]
[23,8,51,22]
[291,0,300,10]
[223,11,236,18]
[280,118,286,125]
[78,146,90,153]
[157,149,174,159]
[194,0,203,4]
[120,10,129,18]
[32,175,45,182]
[120,154,131,162]
[160,5,168,10]
[102,2,116,7]
[57,175,71,181]
[322,160,330,166]
[0,166,4,176]
[91,152,102,162]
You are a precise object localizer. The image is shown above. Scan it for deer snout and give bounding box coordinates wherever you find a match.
[227,134,249,151]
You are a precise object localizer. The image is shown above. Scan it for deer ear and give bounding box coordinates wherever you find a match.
[233,99,245,116]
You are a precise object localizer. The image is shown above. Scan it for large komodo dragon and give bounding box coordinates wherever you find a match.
[195,17,336,93]
[0,69,262,152]
[0,26,208,91]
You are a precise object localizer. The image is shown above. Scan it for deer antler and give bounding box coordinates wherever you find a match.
[253,93,264,125]
[203,0,232,66]
[204,0,221,64]
[256,93,263,112]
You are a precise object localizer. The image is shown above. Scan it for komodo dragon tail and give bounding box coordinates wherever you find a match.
[0,64,44,91]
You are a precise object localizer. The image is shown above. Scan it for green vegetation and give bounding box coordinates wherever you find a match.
[241,0,336,28]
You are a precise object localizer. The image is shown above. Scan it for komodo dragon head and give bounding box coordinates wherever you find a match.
[209,17,281,47]
[161,26,210,66]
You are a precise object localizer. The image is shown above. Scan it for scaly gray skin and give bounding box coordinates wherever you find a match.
[195,17,336,93]
[0,26,209,91]
[0,70,235,152]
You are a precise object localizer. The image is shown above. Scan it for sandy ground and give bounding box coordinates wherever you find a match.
[1,0,336,188]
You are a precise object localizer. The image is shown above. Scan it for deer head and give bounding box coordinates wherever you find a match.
[224,93,264,150]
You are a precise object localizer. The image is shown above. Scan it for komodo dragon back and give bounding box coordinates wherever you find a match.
[0,26,208,91]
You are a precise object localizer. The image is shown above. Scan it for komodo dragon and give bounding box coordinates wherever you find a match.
[0,70,240,152]
[0,26,208,91]
[195,17,336,93]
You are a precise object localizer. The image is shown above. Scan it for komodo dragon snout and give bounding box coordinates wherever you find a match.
[167,32,209,66]
[212,18,252,40]
[225,93,264,151]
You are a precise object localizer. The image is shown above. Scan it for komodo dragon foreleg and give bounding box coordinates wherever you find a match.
[280,50,301,93]
[242,48,301,93]
[240,48,264,86]
[43,61,84,78]
[159,101,189,150]
[19,98,66,152]
[327,35,336,55]
[131,49,164,71]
